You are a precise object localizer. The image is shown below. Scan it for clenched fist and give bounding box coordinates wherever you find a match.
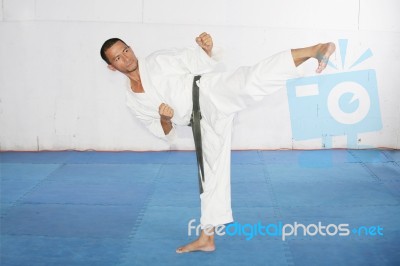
[159,103,174,122]
[195,32,213,57]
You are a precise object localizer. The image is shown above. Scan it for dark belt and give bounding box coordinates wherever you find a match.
[188,75,204,194]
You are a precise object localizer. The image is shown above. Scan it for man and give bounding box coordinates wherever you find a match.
[100,33,335,253]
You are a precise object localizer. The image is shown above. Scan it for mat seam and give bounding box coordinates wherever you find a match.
[261,155,295,266]
[116,163,165,266]
[0,163,67,219]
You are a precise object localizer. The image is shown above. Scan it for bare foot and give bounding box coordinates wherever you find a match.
[315,42,336,73]
[176,238,215,253]
[176,229,215,253]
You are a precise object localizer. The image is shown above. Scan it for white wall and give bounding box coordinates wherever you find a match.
[0,0,399,151]
[0,0,3,21]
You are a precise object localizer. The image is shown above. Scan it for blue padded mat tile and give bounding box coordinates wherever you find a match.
[167,151,197,164]
[261,150,358,164]
[0,163,61,180]
[49,163,161,183]
[0,151,72,164]
[363,162,400,182]
[348,149,391,163]
[1,178,46,204]
[272,181,399,207]
[118,238,206,266]
[231,207,276,223]
[266,163,376,183]
[210,238,289,266]
[231,164,266,183]
[288,238,400,266]
[260,150,305,164]
[157,164,197,183]
[0,164,60,203]
[231,150,263,165]
[382,150,400,162]
[0,235,128,266]
[1,203,13,217]
[294,150,359,167]
[133,206,200,239]
[65,151,171,164]
[21,180,153,205]
[150,181,200,207]
[231,182,275,207]
[119,237,288,266]
[382,181,400,199]
[1,204,140,238]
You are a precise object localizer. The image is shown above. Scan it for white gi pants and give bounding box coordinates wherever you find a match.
[197,50,302,227]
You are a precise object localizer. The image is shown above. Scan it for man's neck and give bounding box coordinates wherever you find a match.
[126,68,140,82]
[127,69,144,93]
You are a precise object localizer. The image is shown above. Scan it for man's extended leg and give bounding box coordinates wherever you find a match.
[199,42,336,117]
[291,42,336,73]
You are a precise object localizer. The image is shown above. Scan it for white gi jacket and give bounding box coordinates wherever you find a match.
[125,46,222,142]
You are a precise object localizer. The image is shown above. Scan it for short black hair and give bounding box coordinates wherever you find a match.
[100,38,127,64]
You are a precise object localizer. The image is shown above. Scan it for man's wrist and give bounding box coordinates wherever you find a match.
[160,117,173,135]
[160,117,172,123]
[204,49,212,57]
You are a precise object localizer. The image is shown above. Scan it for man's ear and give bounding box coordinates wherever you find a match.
[107,64,116,71]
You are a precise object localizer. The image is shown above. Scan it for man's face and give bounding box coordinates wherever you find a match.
[105,41,138,74]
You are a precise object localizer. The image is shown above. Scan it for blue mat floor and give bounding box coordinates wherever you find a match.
[1,150,399,266]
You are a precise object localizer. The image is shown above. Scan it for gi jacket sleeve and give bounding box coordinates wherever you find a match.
[146,46,223,76]
[137,115,177,142]
[126,97,177,142]
[177,46,223,74]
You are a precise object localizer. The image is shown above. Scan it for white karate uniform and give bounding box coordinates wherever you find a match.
[126,47,301,227]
